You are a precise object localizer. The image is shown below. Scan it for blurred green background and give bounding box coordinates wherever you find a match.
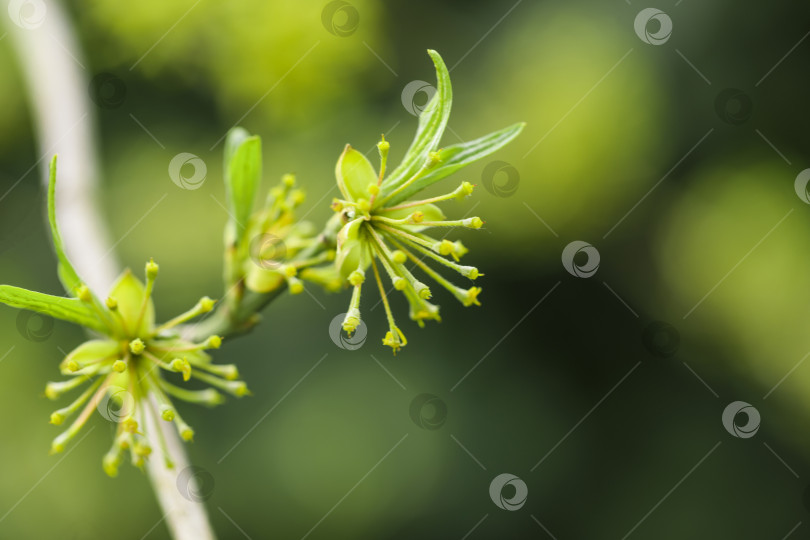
[1,0,810,538]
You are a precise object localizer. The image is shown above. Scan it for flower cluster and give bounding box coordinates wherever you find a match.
[331,50,524,352]
[47,260,248,476]
[0,157,249,476]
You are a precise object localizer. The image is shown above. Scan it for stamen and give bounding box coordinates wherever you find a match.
[379,181,475,212]
[51,374,113,453]
[391,236,480,279]
[45,375,93,400]
[157,379,225,407]
[153,297,216,334]
[370,258,406,353]
[49,376,106,426]
[342,285,362,334]
[189,369,250,397]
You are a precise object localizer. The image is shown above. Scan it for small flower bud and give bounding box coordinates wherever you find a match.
[377,136,390,154]
[410,212,424,223]
[180,427,195,441]
[102,453,120,478]
[129,339,145,355]
[357,198,371,213]
[122,418,139,434]
[391,250,407,264]
[290,189,306,206]
[199,297,215,313]
[464,217,484,229]
[437,240,454,256]
[76,285,92,302]
[393,277,407,291]
[112,360,127,373]
[106,296,118,310]
[282,265,297,278]
[206,335,222,349]
[282,173,296,187]
[349,270,365,286]
[368,184,380,196]
[455,181,475,200]
[161,406,176,422]
[288,277,304,295]
[50,411,65,425]
[146,259,159,280]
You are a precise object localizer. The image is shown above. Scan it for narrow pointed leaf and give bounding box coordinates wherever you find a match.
[224,128,262,242]
[0,285,106,332]
[384,122,525,206]
[381,50,452,194]
[47,156,83,296]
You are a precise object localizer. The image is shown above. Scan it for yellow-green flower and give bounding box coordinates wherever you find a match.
[0,157,248,476]
[331,50,524,352]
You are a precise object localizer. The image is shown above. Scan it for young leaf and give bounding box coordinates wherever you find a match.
[336,145,378,202]
[47,156,83,296]
[224,128,262,242]
[381,49,452,194]
[383,122,525,206]
[0,285,106,332]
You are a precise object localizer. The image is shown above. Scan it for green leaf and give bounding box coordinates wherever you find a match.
[47,155,83,296]
[380,49,452,196]
[109,270,154,336]
[224,128,262,242]
[384,122,525,206]
[0,285,106,332]
[335,145,378,202]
